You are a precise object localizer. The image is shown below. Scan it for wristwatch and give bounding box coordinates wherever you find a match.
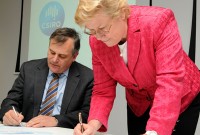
[145,131,158,135]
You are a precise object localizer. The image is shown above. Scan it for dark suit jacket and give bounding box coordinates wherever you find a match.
[0,58,93,128]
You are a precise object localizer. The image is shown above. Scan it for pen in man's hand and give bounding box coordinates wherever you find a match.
[12,106,24,126]
[12,106,19,117]
[79,112,84,133]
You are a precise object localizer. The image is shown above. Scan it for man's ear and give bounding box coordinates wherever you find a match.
[73,52,79,61]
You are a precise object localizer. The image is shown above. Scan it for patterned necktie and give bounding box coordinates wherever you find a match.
[39,73,60,116]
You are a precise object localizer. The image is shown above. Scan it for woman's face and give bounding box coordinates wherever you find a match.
[84,11,128,47]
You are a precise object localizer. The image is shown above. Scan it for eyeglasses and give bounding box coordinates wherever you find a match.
[84,24,112,36]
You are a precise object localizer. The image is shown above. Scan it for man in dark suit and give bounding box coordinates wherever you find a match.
[0,27,93,128]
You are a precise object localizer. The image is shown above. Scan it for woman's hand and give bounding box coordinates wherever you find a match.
[74,120,102,135]
[74,123,97,135]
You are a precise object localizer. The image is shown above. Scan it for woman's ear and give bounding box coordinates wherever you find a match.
[120,8,126,20]
[120,7,130,20]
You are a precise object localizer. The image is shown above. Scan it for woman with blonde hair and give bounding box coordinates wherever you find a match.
[73,0,200,135]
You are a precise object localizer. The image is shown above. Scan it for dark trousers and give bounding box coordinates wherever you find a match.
[127,93,200,135]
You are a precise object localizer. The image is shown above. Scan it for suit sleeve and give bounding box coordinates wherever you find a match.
[146,9,184,135]
[87,37,117,132]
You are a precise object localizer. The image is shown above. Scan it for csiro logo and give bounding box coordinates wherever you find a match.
[39,1,65,36]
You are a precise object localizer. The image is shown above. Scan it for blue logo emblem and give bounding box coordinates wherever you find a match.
[39,1,65,36]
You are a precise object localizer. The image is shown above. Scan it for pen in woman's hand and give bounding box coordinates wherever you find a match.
[79,112,84,133]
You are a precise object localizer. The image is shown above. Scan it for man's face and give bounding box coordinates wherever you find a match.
[47,38,77,73]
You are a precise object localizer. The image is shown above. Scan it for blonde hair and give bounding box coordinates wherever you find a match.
[74,0,130,27]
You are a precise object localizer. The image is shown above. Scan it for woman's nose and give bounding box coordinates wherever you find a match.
[95,33,106,40]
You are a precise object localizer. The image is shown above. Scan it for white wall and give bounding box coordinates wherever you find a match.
[0,0,21,104]
[0,0,31,104]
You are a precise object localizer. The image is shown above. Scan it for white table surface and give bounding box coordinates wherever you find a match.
[0,123,111,135]
[0,124,73,135]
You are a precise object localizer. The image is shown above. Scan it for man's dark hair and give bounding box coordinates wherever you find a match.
[50,27,80,56]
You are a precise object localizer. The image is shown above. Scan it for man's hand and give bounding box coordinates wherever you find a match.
[3,110,24,126]
[26,115,58,127]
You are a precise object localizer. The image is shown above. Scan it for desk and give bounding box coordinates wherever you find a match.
[0,124,111,135]
[0,124,73,135]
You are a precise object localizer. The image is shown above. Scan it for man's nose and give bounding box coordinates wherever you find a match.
[52,55,59,62]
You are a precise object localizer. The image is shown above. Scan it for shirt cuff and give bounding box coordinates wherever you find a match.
[145,131,158,135]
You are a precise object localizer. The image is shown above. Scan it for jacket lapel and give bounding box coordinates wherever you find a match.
[33,59,49,116]
[103,13,141,87]
[96,43,136,86]
[127,11,141,76]
[60,62,79,114]
[103,16,141,87]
